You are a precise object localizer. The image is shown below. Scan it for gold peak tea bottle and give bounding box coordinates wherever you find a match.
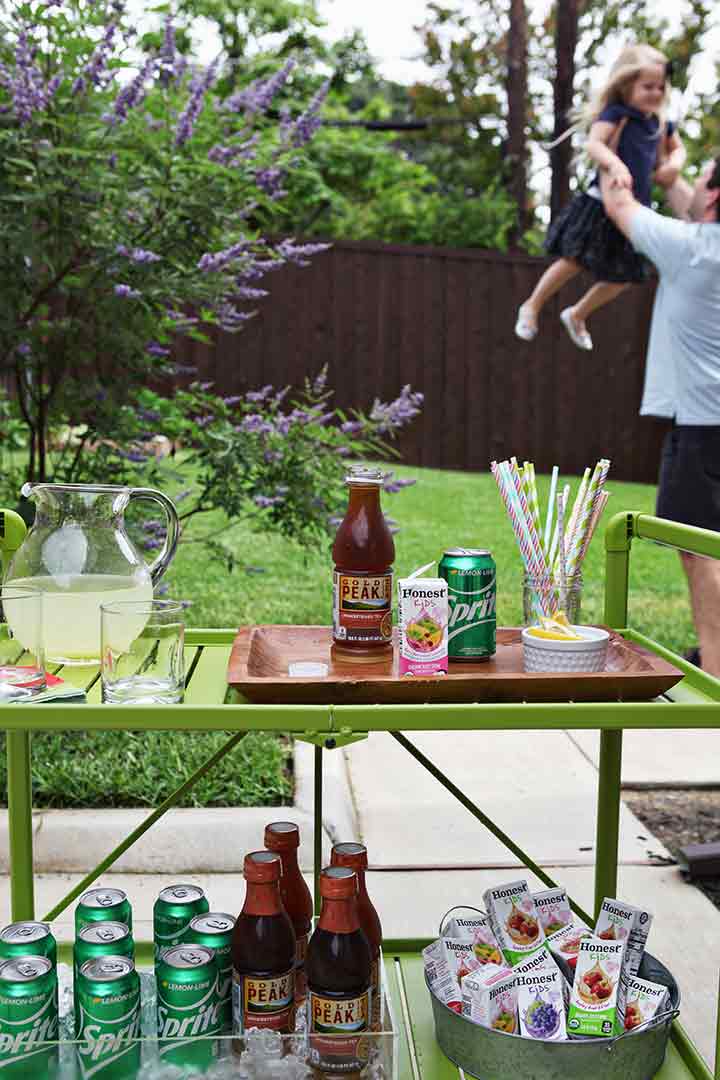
[307,867,372,1079]
[231,851,296,1051]
[264,822,313,1009]
[331,842,383,1031]
[332,467,395,662]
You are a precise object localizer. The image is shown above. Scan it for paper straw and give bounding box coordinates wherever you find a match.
[506,460,548,580]
[557,491,568,614]
[544,465,559,554]
[548,484,570,574]
[565,467,590,555]
[565,459,611,577]
[492,461,551,616]
[580,489,611,560]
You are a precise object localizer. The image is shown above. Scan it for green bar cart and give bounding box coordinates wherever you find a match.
[2,511,720,1079]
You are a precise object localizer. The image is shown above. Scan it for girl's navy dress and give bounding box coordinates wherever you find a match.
[545,104,674,282]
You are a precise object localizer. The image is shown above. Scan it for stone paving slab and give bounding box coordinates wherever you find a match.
[344,732,671,865]
[568,730,720,786]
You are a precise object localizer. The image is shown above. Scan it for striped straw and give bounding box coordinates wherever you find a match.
[580,489,611,561]
[565,459,611,577]
[544,466,559,554]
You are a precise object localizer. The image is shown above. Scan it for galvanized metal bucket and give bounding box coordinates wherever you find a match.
[426,951,679,1080]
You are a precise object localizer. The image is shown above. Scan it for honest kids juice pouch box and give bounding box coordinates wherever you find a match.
[483,880,547,966]
[567,937,625,1037]
[398,576,448,676]
[617,973,670,1033]
[532,887,573,936]
[422,938,481,1012]
[516,964,568,1042]
[594,897,653,978]
[546,922,592,972]
[443,914,504,966]
[461,965,517,1033]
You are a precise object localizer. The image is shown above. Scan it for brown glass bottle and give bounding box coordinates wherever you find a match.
[264,821,313,1008]
[231,850,296,1050]
[331,842,383,1031]
[306,867,372,1079]
[331,466,395,661]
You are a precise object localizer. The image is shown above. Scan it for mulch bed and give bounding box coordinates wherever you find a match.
[624,789,720,908]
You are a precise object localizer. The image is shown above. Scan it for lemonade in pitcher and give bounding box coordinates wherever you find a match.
[3,483,178,665]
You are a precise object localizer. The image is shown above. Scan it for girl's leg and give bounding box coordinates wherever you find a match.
[521,258,581,324]
[569,281,630,324]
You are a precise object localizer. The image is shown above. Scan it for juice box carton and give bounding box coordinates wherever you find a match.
[422,938,481,1012]
[461,965,517,1033]
[515,964,568,1041]
[617,973,670,1034]
[546,921,592,972]
[483,880,547,966]
[397,576,448,676]
[443,914,503,967]
[513,948,570,1009]
[567,937,625,1037]
[594,897,653,978]
[532,887,573,936]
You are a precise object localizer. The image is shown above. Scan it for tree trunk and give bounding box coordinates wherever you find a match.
[550,0,579,220]
[506,0,529,247]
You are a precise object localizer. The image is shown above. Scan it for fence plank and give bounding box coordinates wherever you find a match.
[174,241,669,483]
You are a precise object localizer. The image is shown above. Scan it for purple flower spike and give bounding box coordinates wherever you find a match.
[114,283,141,299]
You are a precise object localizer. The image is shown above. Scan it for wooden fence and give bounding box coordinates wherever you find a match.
[179,240,671,483]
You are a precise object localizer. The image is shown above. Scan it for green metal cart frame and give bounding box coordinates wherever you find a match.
[2,510,720,1079]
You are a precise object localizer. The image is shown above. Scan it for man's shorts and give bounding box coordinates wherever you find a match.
[656,425,720,532]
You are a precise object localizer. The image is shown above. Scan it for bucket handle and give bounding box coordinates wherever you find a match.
[439,905,488,938]
[606,1008,680,1052]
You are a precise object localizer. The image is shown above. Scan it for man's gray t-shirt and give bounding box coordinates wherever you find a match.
[630,206,720,424]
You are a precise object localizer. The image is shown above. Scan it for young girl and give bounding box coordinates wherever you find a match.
[516,44,685,350]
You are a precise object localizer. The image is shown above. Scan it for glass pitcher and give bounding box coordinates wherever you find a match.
[2,483,179,665]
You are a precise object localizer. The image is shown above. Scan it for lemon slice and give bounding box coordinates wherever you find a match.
[527,627,583,641]
[528,613,583,641]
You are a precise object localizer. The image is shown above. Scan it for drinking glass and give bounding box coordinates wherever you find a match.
[0,586,46,699]
[522,572,583,627]
[101,599,185,705]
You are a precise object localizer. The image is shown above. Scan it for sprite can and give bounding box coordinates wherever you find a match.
[156,944,222,1069]
[76,956,141,1078]
[183,913,235,1032]
[0,956,58,1076]
[154,884,209,960]
[74,922,134,1029]
[439,548,496,661]
[0,923,57,968]
[75,889,132,936]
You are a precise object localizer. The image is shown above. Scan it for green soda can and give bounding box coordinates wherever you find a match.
[156,944,222,1069]
[183,913,235,1032]
[0,956,58,1076]
[76,956,141,1078]
[154,884,209,960]
[74,923,134,1029]
[0,922,57,968]
[439,548,497,661]
[75,888,132,936]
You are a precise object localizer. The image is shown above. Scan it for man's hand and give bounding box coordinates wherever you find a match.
[608,160,633,190]
[654,160,681,188]
[600,171,640,239]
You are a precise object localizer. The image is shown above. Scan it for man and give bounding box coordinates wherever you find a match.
[601,158,720,675]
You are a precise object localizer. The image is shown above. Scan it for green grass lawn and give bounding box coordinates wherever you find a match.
[3,463,694,809]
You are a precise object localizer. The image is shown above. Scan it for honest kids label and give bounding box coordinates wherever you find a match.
[516,965,568,1041]
[532,888,573,936]
[594,898,652,978]
[398,577,448,676]
[422,940,461,1012]
[483,880,547,966]
[461,965,517,1033]
[617,973,670,1034]
[567,937,624,1037]
[333,572,393,645]
[546,922,592,972]
[443,914,503,966]
[233,969,295,1034]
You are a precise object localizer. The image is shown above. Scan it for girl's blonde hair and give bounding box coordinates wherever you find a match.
[573,44,670,135]
[549,44,670,148]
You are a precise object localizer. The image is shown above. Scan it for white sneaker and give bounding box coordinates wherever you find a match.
[560,308,593,351]
[515,305,538,342]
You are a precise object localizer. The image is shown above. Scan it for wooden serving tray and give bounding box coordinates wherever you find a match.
[227,626,684,705]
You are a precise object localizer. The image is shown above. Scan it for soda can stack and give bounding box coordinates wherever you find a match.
[75,888,133,936]
[183,913,235,1033]
[0,922,57,968]
[156,944,222,1069]
[154,884,209,960]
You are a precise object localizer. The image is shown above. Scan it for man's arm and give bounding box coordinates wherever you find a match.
[662,176,694,221]
[600,171,641,239]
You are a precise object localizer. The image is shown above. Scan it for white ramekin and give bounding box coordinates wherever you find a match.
[521,625,610,674]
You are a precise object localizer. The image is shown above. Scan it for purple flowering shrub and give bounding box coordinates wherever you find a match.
[0,0,329,485]
[96,368,423,561]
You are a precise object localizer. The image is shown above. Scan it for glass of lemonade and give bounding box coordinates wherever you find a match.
[101,599,185,705]
[0,586,46,699]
